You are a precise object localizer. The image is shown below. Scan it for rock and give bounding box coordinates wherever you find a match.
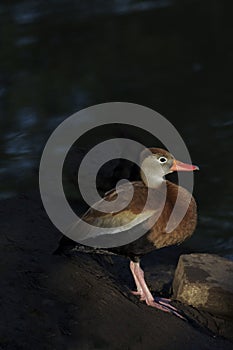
[1,195,233,349]
[173,253,233,318]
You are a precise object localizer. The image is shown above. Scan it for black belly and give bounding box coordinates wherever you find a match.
[55,231,155,262]
[109,231,155,262]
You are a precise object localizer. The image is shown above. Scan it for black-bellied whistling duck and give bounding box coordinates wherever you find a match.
[56,148,199,318]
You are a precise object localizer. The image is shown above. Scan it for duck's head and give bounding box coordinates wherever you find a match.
[140,148,199,188]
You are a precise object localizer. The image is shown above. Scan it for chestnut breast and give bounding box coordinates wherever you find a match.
[147,181,197,249]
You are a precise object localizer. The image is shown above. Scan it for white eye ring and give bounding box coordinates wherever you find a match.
[158,156,167,164]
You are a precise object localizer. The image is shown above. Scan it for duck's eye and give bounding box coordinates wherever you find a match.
[158,156,167,163]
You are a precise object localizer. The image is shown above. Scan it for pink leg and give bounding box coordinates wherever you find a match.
[130,261,185,319]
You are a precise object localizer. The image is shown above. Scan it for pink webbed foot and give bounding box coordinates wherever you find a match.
[130,261,185,320]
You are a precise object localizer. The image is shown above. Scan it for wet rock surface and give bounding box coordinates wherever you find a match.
[0,193,233,349]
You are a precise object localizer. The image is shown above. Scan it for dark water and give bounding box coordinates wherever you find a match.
[0,0,233,258]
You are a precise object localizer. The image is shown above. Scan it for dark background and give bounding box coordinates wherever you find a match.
[0,0,233,257]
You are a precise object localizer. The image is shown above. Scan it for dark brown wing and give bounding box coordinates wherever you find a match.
[67,181,159,245]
